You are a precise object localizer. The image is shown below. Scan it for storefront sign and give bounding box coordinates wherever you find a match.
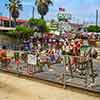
[58,21,72,32]
[57,9,71,21]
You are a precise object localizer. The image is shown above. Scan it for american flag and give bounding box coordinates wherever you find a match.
[59,8,65,11]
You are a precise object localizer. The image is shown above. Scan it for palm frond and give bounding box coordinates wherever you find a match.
[47,0,53,5]
[6,0,23,21]
[18,4,23,10]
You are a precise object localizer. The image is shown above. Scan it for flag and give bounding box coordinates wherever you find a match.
[59,8,65,12]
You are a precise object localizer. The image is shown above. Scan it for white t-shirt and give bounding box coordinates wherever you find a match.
[83,40,89,46]
[30,42,33,49]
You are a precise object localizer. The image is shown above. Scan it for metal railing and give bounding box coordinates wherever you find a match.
[0,50,100,92]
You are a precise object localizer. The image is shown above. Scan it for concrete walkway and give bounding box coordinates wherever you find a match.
[0,73,100,100]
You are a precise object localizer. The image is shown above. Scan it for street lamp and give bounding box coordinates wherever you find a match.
[32,6,35,18]
[32,0,35,18]
[96,9,98,33]
[5,3,11,27]
[9,8,11,27]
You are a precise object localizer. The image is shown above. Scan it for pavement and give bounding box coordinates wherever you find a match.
[0,59,100,93]
[0,72,100,100]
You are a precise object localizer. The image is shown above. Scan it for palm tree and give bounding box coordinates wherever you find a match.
[5,0,23,26]
[35,0,53,19]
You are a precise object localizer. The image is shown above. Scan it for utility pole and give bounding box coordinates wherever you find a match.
[96,9,98,33]
[0,12,3,26]
[32,6,34,18]
[32,0,35,18]
[9,9,11,27]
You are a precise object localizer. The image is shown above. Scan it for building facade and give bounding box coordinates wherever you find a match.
[0,16,27,27]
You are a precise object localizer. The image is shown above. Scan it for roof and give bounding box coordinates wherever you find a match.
[0,16,9,21]
[16,19,27,23]
[0,16,27,23]
[69,22,83,28]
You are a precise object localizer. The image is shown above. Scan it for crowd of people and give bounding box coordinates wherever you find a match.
[0,33,98,67]
[35,36,98,66]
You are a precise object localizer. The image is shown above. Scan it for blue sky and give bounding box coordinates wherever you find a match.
[0,0,100,24]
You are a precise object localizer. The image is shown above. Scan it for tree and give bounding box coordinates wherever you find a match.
[16,26,35,39]
[35,0,53,19]
[1,30,17,39]
[5,0,23,26]
[87,25,100,32]
[29,18,49,47]
[29,18,49,33]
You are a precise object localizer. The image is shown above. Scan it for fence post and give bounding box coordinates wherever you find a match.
[63,55,67,89]
[90,58,95,83]
[17,63,19,76]
[84,60,89,87]
[68,56,73,78]
[16,60,20,77]
[14,52,20,76]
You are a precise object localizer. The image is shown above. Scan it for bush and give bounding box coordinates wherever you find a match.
[29,18,49,33]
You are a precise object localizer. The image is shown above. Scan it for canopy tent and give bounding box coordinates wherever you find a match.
[82,32,97,36]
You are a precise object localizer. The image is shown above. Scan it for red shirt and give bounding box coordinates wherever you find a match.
[76,42,81,50]
[0,49,6,57]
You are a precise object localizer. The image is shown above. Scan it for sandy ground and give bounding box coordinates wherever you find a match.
[0,72,100,100]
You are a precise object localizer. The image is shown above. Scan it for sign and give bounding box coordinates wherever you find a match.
[28,54,37,65]
[57,12,71,20]
[58,21,72,32]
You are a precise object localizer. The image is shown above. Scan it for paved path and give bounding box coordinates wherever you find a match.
[0,73,100,100]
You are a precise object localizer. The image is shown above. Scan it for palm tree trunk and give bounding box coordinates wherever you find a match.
[9,9,11,27]
[14,18,16,27]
